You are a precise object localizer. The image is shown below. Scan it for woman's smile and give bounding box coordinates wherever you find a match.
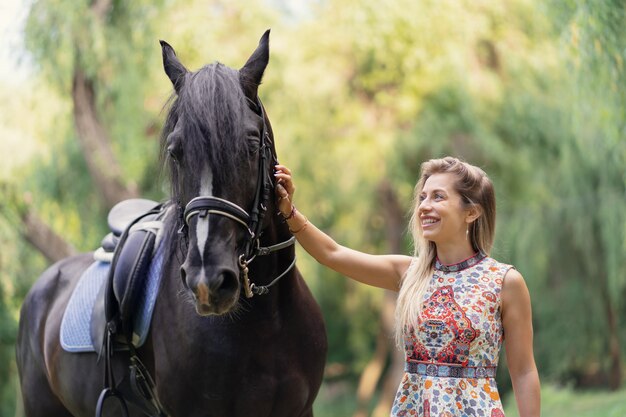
[420,216,440,228]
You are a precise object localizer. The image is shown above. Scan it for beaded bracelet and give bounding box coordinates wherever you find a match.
[281,205,297,220]
[289,217,309,234]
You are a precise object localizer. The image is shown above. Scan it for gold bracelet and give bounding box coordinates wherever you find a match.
[289,216,309,234]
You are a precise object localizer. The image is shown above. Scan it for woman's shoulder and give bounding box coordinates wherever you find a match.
[483,256,515,275]
[485,257,527,290]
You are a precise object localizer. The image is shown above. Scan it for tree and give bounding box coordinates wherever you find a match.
[24,0,160,209]
[546,0,626,389]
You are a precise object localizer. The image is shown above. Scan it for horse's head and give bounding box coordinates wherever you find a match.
[160,31,276,316]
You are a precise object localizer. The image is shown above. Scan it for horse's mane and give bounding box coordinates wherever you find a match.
[160,63,250,201]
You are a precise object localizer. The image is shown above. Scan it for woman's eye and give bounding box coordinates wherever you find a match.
[434,194,444,200]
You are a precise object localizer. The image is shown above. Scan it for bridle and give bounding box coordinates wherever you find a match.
[179,98,296,298]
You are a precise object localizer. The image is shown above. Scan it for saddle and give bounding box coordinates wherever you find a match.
[90,198,164,356]
[90,198,168,417]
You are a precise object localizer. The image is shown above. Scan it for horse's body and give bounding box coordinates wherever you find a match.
[17,31,327,417]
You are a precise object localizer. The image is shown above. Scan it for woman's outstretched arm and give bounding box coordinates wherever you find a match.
[274,164,411,291]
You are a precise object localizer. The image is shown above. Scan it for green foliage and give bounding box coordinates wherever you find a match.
[25,0,164,87]
[0,277,18,417]
[498,0,626,383]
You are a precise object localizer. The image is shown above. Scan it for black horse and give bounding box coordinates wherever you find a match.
[16,31,327,417]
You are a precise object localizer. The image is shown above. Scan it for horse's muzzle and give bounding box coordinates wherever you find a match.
[181,265,240,315]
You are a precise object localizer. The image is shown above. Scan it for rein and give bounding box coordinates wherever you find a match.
[180,98,296,298]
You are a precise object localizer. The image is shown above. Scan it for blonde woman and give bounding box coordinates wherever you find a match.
[274,157,540,417]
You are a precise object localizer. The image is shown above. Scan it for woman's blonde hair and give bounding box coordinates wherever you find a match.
[395,157,496,346]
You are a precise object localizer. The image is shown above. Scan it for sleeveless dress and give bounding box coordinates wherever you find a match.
[391,255,512,417]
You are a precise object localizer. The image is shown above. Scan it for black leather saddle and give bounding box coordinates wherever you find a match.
[90,198,164,356]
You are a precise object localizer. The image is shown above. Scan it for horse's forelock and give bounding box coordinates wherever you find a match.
[160,63,250,203]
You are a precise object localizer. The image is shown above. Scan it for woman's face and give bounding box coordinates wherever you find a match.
[416,173,470,245]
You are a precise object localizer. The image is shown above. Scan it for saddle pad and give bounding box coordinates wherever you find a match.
[60,242,165,353]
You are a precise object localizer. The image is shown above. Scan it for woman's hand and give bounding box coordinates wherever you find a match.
[274,164,295,217]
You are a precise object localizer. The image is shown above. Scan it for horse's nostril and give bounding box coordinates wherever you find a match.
[220,270,238,294]
[180,266,188,287]
[207,273,224,292]
[208,269,238,295]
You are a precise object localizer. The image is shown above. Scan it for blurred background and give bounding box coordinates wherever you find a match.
[0,0,624,416]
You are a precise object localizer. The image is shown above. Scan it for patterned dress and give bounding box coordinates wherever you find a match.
[391,254,512,417]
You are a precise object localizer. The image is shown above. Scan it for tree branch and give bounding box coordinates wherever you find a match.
[21,209,76,263]
[9,191,77,264]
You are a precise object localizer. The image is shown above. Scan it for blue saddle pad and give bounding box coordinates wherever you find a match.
[60,242,165,353]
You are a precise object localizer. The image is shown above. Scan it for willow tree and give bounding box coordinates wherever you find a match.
[542,0,626,389]
[23,0,168,209]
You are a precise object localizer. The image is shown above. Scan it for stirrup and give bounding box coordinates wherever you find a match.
[95,387,130,417]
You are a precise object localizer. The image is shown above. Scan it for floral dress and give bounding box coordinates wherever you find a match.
[391,254,512,417]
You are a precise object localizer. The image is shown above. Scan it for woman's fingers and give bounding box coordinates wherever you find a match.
[276,183,289,198]
[275,164,291,175]
[275,183,293,215]
[274,165,296,215]
[275,174,295,194]
[274,165,295,196]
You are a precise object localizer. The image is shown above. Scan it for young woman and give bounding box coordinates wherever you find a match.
[274,156,540,417]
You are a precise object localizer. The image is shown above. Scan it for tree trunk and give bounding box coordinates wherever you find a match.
[591,211,622,390]
[601,283,622,390]
[70,0,138,211]
[374,180,407,416]
[20,206,76,263]
[353,320,390,417]
[351,180,406,417]
[72,69,138,210]
[372,291,404,417]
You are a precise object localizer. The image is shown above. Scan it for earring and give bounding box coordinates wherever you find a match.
[466,224,469,240]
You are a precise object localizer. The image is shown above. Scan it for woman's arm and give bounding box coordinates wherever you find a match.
[274,165,411,291]
[501,268,541,417]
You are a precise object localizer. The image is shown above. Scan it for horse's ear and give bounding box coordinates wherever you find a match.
[240,29,270,100]
[160,40,188,93]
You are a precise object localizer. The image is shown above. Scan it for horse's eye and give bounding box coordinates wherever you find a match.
[168,145,181,163]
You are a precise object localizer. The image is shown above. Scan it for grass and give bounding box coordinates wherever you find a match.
[503,384,626,417]
[314,383,626,417]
